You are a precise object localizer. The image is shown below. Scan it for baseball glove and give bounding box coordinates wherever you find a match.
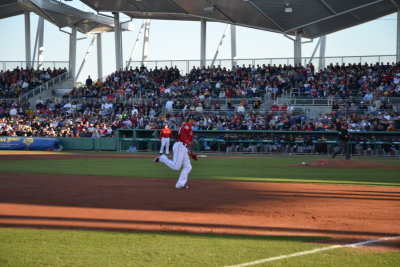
[188,151,198,161]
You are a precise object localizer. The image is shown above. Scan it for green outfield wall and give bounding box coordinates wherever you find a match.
[57,137,117,151]
[117,129,400,155]
[1,130,397,154]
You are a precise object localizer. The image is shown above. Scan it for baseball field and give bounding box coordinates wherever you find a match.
[0,151,399,266]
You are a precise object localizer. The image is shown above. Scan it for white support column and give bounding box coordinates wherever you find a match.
[230,25,237,70]
[307,37,322,65]
[113,12,123,71]
[397,9,400,63]
[142,19,151,67]
[76,34,96,81]
[119,21,123,69]
[211,24,229,67]
[97,33,103,80]
[127,20,145,68]
[294,30,302,66]
[200,19,207,68]
[24,11,31,69]
[38,17,44,69]
[318,35,326,71]
[31,16,40,65]
[69,27,77,86]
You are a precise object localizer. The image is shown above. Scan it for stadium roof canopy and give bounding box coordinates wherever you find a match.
[0,0,131,34]
[0,0,25,19]
[79,0,399,39]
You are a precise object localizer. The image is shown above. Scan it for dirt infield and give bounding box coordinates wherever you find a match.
[1,173,399,250]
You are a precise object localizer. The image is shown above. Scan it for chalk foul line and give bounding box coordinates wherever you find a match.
[225,235,400,267]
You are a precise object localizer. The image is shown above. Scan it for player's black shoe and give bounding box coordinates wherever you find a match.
[175,185,189,189]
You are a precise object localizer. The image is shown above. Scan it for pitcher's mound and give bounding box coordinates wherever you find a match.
[295,159,400,170]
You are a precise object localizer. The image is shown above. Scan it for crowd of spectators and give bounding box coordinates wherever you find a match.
[66,62,400,117]
[0,62,399,141]
[0,67,67,98]
[66,63,293,107]
[69,61,400,104]
[1,95,398,138]
[293,62,400,98]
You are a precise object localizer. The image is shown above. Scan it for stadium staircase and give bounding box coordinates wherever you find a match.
[274,90,332,118]
[19,71,71,107]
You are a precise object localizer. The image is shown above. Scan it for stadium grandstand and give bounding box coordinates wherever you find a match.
[0,0,399,156]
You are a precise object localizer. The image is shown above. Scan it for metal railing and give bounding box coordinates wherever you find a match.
[276,98,332,106]
[18,71,70,101]
[126,55,396,74]
[276,96,400,106]
[0,61,69,71]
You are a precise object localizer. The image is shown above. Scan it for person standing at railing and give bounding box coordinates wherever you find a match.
[165,98,174,113]
[363,90,374,104]
[85,75,93,87]
[159,123,173,155]
[332,123,351,160]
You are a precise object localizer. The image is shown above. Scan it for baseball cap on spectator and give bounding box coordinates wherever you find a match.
[187,114,199,121]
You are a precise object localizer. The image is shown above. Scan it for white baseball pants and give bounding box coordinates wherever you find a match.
[159,141,192,188]
[160,137,170,154]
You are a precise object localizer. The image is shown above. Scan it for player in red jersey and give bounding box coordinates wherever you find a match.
[154,114,198,189]
[159,123,173,155]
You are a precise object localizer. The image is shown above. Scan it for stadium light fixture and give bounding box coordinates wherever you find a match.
[203,5,215,13]
[284,3,293,13]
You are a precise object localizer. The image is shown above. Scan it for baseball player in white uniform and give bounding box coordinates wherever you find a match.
[154,115,198,189]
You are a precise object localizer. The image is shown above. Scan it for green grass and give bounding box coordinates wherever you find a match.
[0,156,399,186]
[0,228,327,267]
[1,228,398,267]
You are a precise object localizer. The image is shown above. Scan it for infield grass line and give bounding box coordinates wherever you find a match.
[224,235,400,267]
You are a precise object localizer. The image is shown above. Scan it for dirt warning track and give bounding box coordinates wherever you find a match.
[0,173,399,250]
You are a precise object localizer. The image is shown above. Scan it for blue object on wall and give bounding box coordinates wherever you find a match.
[0,137,62,151]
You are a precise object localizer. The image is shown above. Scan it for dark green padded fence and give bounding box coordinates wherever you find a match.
[58,137,117,151]
[3,131,395,153]
[117,129,400,155]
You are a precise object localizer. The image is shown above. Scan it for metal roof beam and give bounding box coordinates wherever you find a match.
[207,0,236,24]
[320,0,361,22]
[126,0,143,12]
[167,0,190,15]
[285,0,384,33]
[245,0,285,32]
[18,0,133,34]
[1,2,19,9]
[125,11,285,36]
[319,0,336,14]
[124,11,193,17]
[390,0,400,8]
[349,12,362,22]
